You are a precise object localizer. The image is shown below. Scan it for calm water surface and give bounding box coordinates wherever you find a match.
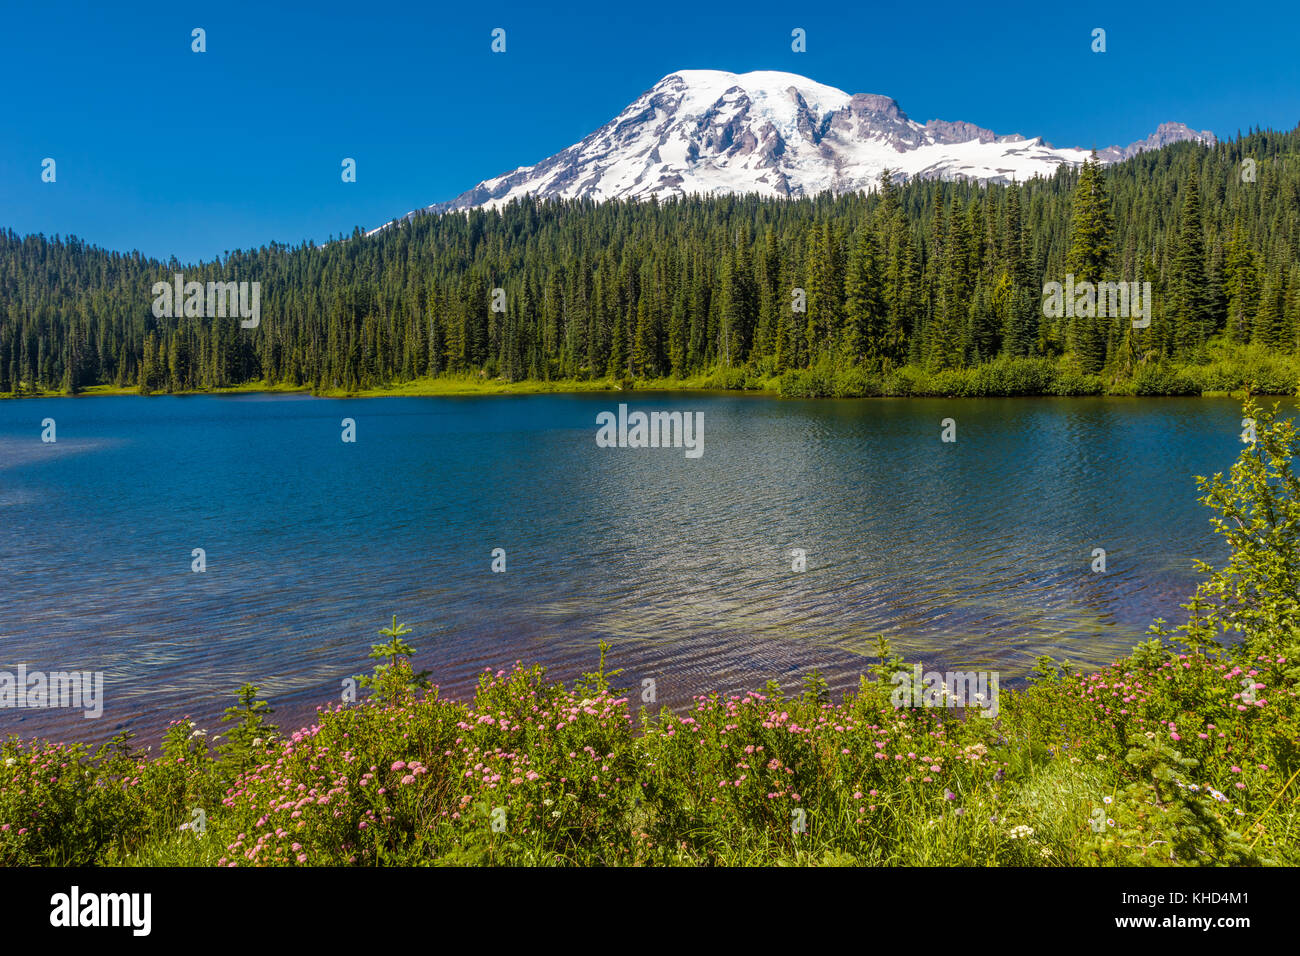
[0,392,1270,744]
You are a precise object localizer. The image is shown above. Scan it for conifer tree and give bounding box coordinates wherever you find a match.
[1065,154,1114,373]
[1169,171,1210,357]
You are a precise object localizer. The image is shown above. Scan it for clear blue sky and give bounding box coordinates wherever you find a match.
[2,0,1297,263]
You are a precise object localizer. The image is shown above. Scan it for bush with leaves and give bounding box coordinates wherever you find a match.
[1180,395,1300,663]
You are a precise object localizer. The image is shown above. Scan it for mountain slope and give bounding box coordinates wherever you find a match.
[371,69,1215,231]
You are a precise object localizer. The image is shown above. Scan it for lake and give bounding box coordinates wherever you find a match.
[0,391,1268,744]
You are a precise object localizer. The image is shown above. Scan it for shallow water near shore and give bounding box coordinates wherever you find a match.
[0,391,1275,745]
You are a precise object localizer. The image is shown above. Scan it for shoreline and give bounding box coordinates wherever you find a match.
[0,377,1271,402]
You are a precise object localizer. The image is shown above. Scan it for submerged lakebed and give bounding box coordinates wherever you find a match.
[0,391,1273,745]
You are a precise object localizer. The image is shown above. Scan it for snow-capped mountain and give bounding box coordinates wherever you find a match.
[372,70,1214,231]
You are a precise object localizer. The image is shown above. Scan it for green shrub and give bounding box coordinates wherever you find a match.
[1133,362,1200,395]
[1185,343,1300,395]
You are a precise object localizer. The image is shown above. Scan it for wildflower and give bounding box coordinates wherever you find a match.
[1008,825,1034,840]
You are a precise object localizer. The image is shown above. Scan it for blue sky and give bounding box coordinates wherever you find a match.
[2,0,1297,263]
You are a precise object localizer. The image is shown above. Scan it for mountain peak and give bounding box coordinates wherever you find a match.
[646,70,854,144]
[657,69,853,109]
[370,71,1214,232]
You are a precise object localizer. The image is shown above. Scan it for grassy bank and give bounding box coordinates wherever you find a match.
[2,372,742,400]
[3,394,1299,867]
[4,342,1298,401]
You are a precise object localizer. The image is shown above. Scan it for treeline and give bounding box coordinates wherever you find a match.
[3,125,1300,396]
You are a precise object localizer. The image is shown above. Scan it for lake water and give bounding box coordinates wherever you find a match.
[0,392,1269,745]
